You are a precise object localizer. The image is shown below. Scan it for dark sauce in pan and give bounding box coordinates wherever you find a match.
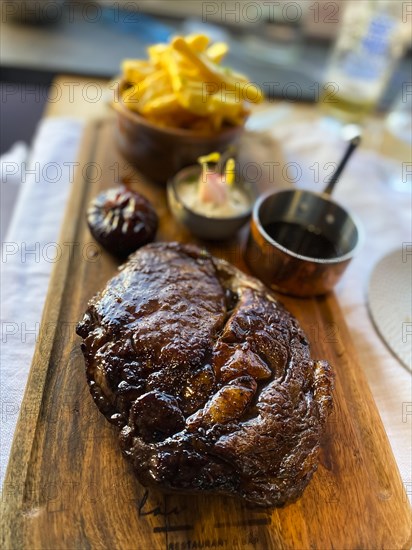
[263,221,344,260]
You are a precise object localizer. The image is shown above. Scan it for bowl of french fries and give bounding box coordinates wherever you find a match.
[113,34,263,183]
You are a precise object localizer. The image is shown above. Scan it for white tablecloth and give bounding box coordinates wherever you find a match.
[1,117,84,482]
[268,117,411,494]
[1,114,411,503]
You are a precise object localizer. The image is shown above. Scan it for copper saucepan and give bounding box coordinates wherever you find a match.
[245,135,363,297]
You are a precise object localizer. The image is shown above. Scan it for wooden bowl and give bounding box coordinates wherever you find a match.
[113,80,245,184]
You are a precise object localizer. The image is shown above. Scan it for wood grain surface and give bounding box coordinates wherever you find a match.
[1,119,411,550]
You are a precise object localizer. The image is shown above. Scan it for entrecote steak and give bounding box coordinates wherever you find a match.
[76,242,334,507]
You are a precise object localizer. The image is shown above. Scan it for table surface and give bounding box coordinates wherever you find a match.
[44,75,386,149]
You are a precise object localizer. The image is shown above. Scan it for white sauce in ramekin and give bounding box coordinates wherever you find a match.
[178,179,250,218]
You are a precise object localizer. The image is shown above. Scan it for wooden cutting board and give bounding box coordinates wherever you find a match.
[1,119,411,550]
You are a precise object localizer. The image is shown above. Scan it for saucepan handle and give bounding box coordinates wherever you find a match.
[323,133,362,196]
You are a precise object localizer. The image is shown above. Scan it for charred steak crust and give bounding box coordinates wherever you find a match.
[76,242,334,507]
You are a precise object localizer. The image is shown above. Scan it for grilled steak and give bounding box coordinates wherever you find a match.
[76,242,333,507]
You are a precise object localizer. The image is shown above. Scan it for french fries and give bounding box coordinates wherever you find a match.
[119,34,263,132]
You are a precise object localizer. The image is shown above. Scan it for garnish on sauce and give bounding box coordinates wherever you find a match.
[177,152,251,218]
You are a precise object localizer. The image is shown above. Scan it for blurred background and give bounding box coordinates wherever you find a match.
[1,0,411,153]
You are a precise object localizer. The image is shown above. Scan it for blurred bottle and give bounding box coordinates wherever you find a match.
[320,0,408,123]
[381,91,412,192]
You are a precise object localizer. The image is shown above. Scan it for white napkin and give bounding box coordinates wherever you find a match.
[268,116,412,494]
[0,117,84,485]
[0,141,28,240]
